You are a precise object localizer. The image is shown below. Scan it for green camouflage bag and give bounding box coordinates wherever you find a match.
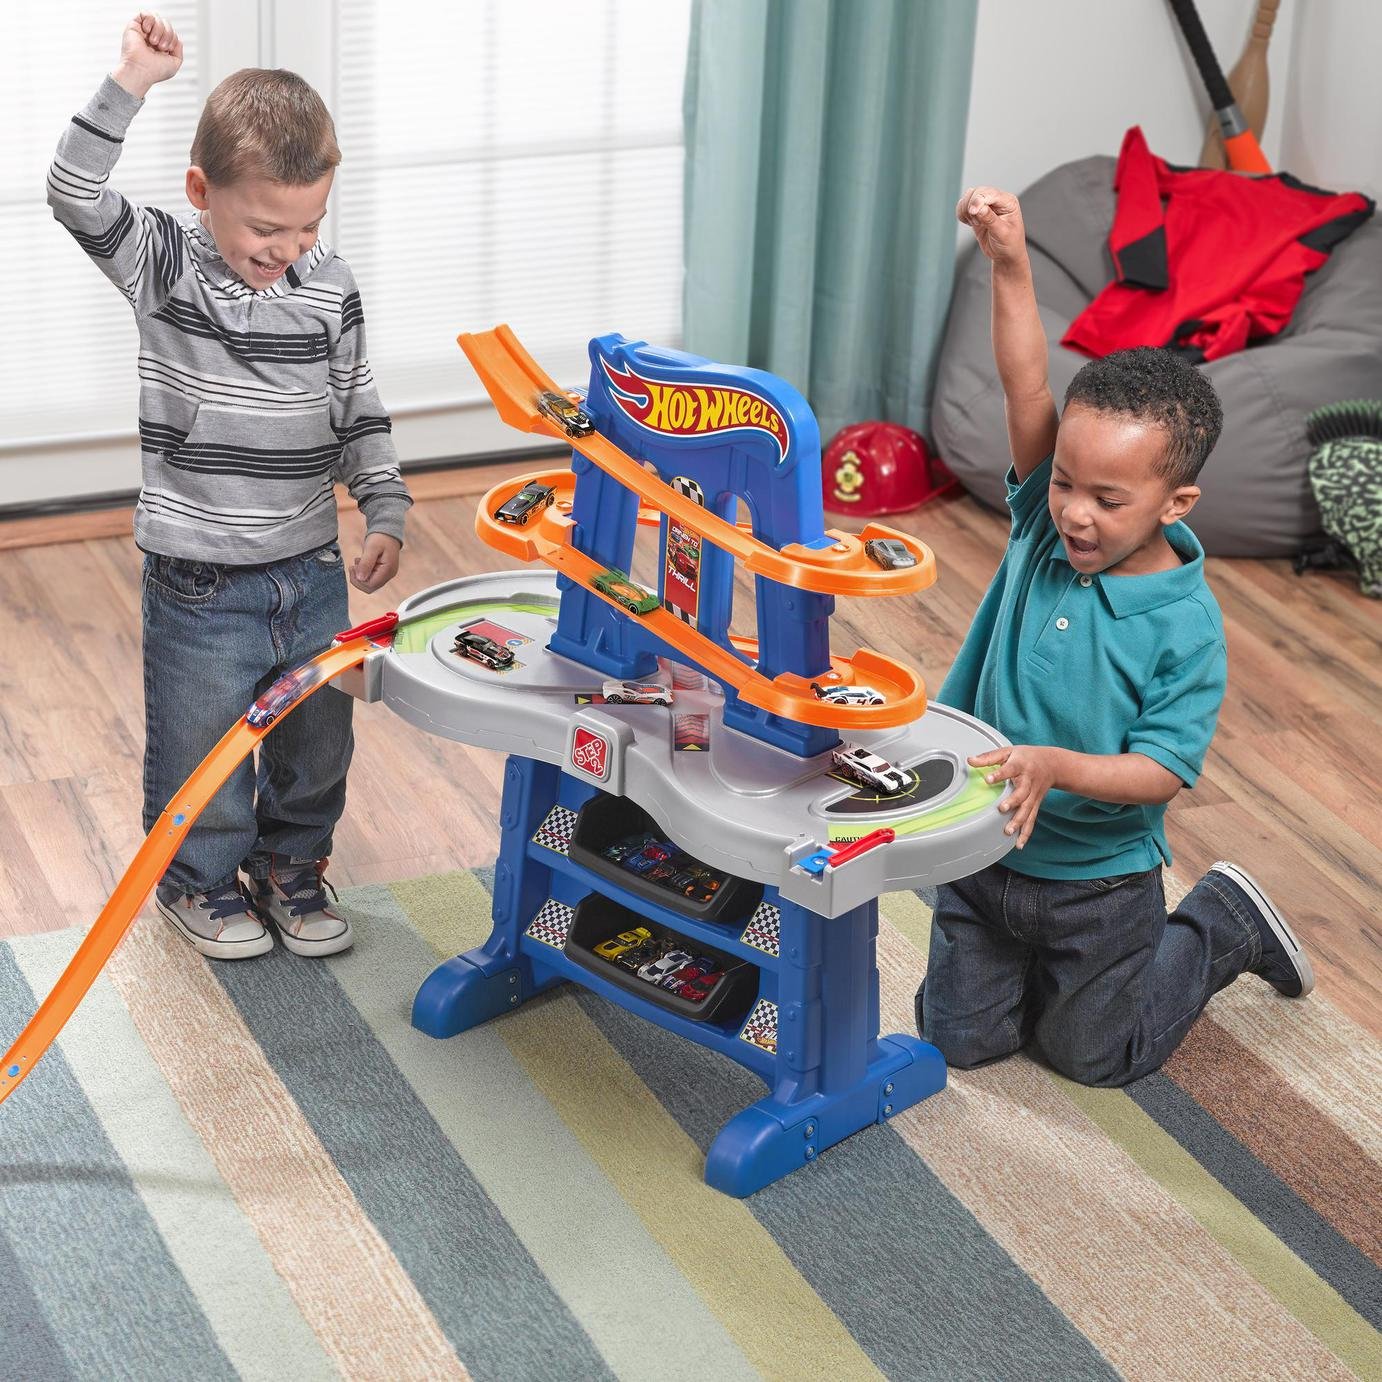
[1297,401,1382,598]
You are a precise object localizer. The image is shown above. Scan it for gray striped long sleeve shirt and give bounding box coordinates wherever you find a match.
[48,76,412,564]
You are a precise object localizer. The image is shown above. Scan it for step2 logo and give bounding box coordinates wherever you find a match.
[570,726,610,781]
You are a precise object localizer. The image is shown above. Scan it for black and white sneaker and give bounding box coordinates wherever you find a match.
[248,858,353,957]
[1209,862,1314,998]
[157,884,274,960]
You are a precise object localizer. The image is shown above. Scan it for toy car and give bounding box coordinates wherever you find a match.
[613,937,666,972]
[660,956,718,990]
[637,949,693,983]
[831,744,910,794]
[668,544,698,579]
[669,967,725,1003]
[664,869,718,902]
[602,680,672,706]
[593,926,653,960]
[495,481,556,526]
[535,390,594,437]
[864,537,917,570]
[453,629,515,670]
[810,681,885,706]
[591,568,660,615]
[246,670,308,728]
[602,832,658,864]
[624,842,674,875]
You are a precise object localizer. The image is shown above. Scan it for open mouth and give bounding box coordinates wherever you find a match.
[250,258,285,278]
[1064,533,1098,557]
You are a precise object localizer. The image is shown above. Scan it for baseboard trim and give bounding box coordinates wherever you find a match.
[0,449,567,553]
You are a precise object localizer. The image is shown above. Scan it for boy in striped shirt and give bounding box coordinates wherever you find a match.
[49,12,413,959]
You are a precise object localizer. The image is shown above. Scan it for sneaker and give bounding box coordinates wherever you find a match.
[248,858,353,957]
[1209,862,1315,998]
[157,884,274,960]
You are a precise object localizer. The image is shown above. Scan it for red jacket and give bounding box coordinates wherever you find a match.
[1063,126,1373,362]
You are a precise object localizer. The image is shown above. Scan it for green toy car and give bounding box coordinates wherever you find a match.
[591,567,659,615]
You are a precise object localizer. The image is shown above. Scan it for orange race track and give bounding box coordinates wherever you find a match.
[461,325,937,730]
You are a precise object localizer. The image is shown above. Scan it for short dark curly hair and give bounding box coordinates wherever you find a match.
[1063,348,1223,487]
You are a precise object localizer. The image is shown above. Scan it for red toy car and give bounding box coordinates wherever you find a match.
[665,958,724,1002]
[247,670,308,728]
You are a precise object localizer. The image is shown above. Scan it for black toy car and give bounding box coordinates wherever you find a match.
[536,390,595,438]
[495,482,556,526]
[864,537,917,570]
[453,629,515,670]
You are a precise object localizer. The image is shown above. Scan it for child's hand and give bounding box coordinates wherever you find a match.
[970,744,1064,850]
[350,533,401,593]
[114,12,183,97]
[957,186,1026,265]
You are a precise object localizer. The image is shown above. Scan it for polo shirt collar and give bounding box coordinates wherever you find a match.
[180,211,331,301]
[1047,522,1205,618]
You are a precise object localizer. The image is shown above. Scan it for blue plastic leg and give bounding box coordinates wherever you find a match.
[704,1033,946,1197]
[412,945,565,1039]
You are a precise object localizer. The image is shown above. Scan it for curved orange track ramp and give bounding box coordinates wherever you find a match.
[0,637,371,1109]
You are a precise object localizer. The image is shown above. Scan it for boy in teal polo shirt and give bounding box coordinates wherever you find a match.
[917,186,1314,1086]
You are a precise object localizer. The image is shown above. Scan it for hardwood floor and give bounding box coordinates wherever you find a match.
[1,461,1377,1036]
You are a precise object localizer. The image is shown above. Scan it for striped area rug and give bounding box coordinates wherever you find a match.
[0,869,1377,1381]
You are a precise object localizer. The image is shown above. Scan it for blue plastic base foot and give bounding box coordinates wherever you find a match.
[411,947,564,1039]
[703,1032,946,1197]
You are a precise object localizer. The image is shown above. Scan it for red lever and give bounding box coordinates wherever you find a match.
[827,827,895,867]
[334,612,399,643]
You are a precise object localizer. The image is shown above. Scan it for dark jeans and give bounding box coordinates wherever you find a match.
[142,544,353,901]
[918,861,1264,1087]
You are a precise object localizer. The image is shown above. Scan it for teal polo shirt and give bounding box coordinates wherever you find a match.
[939,455,1227,880]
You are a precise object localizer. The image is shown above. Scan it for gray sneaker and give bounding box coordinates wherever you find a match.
[248,858,353,957]
[1210,862,1315,998]
[157,884,274,960]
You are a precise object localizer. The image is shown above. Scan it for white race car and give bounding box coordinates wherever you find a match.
[637,949,692,983]
[831,745,910,794]
[602,680,673,706]
[810,681,884,706]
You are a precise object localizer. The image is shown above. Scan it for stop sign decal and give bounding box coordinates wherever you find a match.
[571,726,610,780]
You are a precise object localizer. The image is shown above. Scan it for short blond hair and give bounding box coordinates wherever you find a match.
[190,68,341,186]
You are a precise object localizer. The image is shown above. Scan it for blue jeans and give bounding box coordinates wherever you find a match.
[918,861,1263,1086]
[141,545,353,901]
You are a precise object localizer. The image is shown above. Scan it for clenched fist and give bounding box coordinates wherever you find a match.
[956,186,1027,266]
[113,12,183,99]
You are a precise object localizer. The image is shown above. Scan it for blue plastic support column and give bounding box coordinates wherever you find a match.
[704,895,946,1198]
[548,449,659,678]
[412,755,567,1038]
[571,333,837,757]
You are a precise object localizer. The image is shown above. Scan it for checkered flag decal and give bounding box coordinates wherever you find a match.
[532,804,578,855]
[740,901,781,958]
[666,477,705,629]
[738,998,778,1055]
[525,898,574,949]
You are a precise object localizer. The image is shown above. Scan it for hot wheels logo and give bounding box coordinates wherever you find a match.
[600,360,789,460]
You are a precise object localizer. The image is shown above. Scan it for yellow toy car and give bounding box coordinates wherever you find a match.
[593,926,653,960]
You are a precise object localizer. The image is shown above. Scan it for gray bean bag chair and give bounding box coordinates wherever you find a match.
[931,155,1382,557]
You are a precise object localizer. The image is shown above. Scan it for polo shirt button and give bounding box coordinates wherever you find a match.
[1079,575,1092,587]
[1056,617,1070,630]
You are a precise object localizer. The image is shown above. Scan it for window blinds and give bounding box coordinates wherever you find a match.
[1,0,202,446]
[332,0,691,435]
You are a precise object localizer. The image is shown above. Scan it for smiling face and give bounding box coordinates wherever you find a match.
[185,167,333,288]
[1049,404,1202,576]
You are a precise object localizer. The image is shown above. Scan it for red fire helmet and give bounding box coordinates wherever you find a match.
[822,421,958,516]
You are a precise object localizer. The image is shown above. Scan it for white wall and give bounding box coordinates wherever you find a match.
[1279,0,1382,197]
[960,0,1297,200]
